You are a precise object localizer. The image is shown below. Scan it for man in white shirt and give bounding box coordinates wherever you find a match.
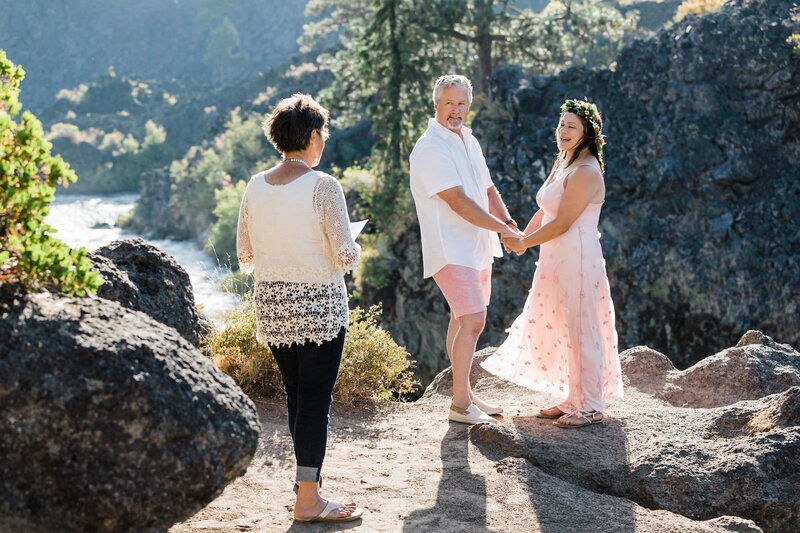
[410,74,523,425]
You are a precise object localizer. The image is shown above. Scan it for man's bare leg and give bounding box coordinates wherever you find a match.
[445,311,458,365]
[447,310,484,405]
[450,310,486,410]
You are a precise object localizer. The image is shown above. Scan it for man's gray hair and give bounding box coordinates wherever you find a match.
[432,75,473,107]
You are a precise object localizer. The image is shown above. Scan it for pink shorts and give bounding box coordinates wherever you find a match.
[432,264,492,319]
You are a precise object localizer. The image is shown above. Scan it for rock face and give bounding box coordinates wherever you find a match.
[89,238,210,347]
[374,0,800,383]
[0,285,261,533]
[622,330,800,407]
[434,331,800,532]
[121,170,196,240]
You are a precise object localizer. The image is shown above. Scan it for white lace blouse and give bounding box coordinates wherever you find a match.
[236,170,361,347]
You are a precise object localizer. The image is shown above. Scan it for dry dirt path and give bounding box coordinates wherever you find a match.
[169,349,760,533]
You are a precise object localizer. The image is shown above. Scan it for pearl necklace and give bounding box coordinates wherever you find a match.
[282,157,309,166]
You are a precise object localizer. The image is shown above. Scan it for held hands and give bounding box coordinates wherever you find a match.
[502,234,527,255]
[499,221,526,256]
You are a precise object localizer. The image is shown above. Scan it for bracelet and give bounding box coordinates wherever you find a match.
[504,219,517,226]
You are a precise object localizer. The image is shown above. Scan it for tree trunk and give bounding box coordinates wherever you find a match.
[474,0,494,95]
[388,0,403,167]
[476,32,492,95]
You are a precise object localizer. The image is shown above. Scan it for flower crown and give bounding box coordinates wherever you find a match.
[560,99,606,155]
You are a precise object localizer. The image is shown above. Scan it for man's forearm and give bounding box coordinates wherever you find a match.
[487,187,513,223]
[452,196,509,234]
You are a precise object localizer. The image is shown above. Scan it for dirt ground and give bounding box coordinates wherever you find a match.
[168,365,754,533]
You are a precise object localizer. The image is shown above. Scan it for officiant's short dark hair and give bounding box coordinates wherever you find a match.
[263,93,329,153]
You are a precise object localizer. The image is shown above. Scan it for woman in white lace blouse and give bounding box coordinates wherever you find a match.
[236,94,363,523]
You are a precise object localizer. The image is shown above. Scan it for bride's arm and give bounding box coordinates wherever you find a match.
[505,168,600,251]
[523,210,544,236]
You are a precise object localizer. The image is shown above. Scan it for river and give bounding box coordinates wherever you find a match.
[46,193,239,323]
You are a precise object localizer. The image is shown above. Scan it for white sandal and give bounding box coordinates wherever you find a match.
[294,499,364,523]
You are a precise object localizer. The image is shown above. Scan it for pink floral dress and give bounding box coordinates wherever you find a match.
[481,159,623,413]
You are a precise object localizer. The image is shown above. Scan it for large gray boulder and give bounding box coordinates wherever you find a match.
[425,332,800,532]
[88,238,210,347]
[0,285,260,532]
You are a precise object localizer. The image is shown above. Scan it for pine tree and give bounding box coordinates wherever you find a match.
[414,0,638,93]
[306,0,468,231]
[0,51,102,296]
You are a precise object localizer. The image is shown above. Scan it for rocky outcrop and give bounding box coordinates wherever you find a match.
[622,330,800,407]
[375,0,800,382]
[120,169,195,240]
[0,285,260,532]
[89,238,210,347]
[427,332,800,532]
[487,457,762,533]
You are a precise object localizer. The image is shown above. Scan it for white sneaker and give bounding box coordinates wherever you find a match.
[448,403,498,425]
[472,395,503,416]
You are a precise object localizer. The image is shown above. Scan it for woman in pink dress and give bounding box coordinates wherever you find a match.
[481,99,623,428]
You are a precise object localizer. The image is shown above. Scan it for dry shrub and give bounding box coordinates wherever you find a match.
[675,0,729,20]
[205,304,283,396]
[789,34,800,54]
[335,305,419,403]
[204,302,419,404]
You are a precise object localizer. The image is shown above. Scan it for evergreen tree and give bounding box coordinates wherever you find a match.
[202,16,247,83]
[0,51,102,296]
[304,1,637,171]
[305,0,469,231]
[414,0,638,93]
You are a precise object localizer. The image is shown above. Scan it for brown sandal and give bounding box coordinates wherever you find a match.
[553,411,604,428]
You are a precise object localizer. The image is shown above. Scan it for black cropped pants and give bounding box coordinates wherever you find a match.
[269,327,345,483]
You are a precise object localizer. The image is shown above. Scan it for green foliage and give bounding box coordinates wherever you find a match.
[45,113,179,193]
[205,302,282,395]
[202,16,247,84]
[163,109,276,253]
[0,51,102,296]
[336,304,420,402]
[353,232,394,290]
[56,83,89,104]
[206,179,247,265]
[107,140,181,191]
[205,301,420,403]
[142,120,167,148]
[497,1,639,75]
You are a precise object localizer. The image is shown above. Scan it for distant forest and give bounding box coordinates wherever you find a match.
[3,0,310,110]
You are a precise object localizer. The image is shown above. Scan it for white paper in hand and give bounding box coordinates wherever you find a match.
[349,219,368,240]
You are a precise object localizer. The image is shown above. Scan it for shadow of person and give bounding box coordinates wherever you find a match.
[283,515,363,532]
[402,424,492,533]
[471,414,636,533]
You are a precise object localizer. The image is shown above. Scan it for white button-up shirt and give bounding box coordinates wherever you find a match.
[409,118,503,278]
